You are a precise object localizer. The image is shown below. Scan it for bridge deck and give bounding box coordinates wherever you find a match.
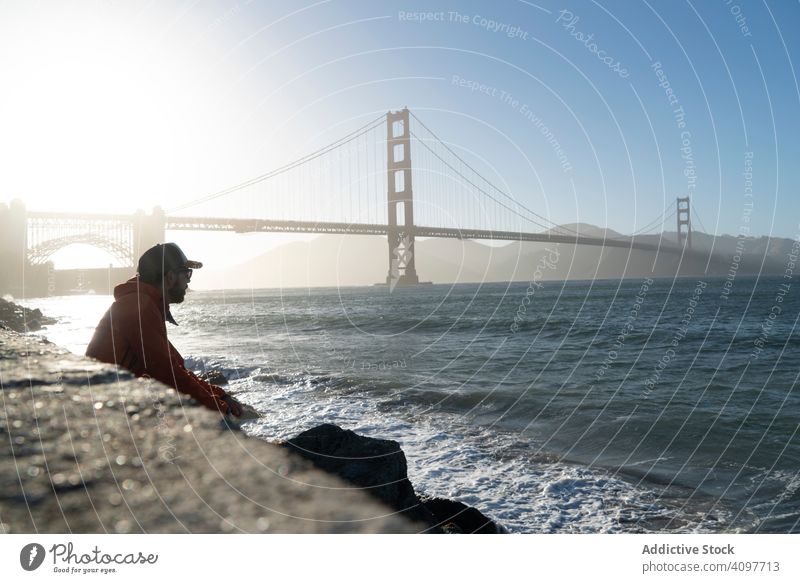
[24,212,692,256]
[165,216,687,255]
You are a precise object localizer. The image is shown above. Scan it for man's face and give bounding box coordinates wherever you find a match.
[165,269,191,304]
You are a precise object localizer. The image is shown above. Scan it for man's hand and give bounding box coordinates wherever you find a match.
[221,394,244,417]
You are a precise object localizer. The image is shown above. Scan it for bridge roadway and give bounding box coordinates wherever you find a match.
[26,212,690,255]
[166,216,686,255]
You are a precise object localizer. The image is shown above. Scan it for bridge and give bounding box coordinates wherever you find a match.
[1,108,698,296]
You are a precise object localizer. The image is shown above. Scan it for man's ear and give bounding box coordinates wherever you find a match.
[163,271,177,287]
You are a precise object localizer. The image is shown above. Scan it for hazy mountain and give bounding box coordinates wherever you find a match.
[192,226,796,290]
[546,222,626,239]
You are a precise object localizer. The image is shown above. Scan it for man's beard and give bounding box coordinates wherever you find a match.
[167,283,186,303]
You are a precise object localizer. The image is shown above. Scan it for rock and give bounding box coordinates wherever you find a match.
[0,298,56,333]
[284,423,502,533]
[421,496,503,534]
[198,369,228,385]
[283,424,434,526]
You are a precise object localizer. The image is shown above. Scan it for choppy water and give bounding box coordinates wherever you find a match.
[22,275,800,533]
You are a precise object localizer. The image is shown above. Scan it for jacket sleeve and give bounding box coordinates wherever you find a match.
[128,300,230,414]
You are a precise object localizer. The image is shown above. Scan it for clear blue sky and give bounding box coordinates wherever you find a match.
[1,0,798,268]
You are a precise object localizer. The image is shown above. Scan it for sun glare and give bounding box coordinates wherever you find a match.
[1,3,353,272]
[0,3,239,216]
[48,244,126,270]
[3,15,164,212]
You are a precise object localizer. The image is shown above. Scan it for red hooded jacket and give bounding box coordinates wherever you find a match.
[86,278,230,414]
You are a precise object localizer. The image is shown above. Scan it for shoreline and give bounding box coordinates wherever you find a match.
[1,299,501,533]
[0,325,421,533]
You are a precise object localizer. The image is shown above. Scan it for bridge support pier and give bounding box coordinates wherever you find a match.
[385,108,420,287]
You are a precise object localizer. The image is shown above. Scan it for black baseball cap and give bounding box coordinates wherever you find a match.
[137,243,203,279]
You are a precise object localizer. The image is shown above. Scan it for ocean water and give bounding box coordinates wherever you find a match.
[21,275,800,533]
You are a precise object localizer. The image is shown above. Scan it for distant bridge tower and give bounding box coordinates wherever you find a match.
[677,196,692,249]
[0,200,28,296]
[385,108,419,286]
[133,206,166,262]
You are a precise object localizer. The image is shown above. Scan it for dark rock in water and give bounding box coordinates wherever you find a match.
[198,369,228,385]
[284,424,434,526]
[421,496,502,534]
[284,423,502,533]
[0,298,56,333]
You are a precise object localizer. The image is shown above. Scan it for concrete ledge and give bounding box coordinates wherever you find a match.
[0,330,419,533]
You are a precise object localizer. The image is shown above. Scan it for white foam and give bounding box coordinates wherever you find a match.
[231,372,712,533]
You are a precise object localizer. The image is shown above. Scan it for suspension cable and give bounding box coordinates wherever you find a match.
[167,114,385,213]
[631,206,676,236]
[409,112,646,242]
[409,113,579,236]
[410,131,558,233]
[691,204,710,235]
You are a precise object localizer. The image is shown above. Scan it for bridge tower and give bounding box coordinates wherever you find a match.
[0,200,28,296]
[133,206,166,264]
[677,196,692,249]
[385,108,420,286]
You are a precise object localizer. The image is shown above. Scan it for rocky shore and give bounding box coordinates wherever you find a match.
[1,303,500,534]
[0,296,56,333]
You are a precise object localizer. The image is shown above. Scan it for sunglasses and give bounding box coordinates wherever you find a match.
[172,267,193,281]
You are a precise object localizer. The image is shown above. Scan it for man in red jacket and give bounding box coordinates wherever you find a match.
[86,242,245,417]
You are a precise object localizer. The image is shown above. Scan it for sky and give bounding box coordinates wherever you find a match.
[1,0,798,269]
